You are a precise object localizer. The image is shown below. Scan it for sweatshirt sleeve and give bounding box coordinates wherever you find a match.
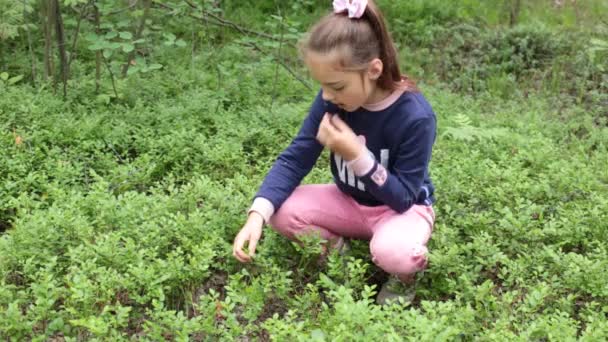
[348,115,436,213]
[249,91,326,221]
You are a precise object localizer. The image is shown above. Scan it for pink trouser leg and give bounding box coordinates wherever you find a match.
[268,184,435,279]
[368,205,435,278]
[268,184,370,241]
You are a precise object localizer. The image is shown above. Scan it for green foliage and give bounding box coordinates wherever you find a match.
[0,0,607,340]
[0,0,31,40]
[442,113,508,142]
[0,71,24,87]
[589,37,608,72]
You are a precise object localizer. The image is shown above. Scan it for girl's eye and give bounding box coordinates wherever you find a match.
[334,86,345,91]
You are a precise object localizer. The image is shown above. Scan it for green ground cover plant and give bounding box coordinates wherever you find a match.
[1,0,606,340]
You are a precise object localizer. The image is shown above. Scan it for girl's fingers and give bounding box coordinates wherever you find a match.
[320,113,333,132]
[248,236,258,258]
[329,115,348,131]
[322,114,338,134]
[317,114,331,143]
[233,234,252,262]
[234,248,251,262]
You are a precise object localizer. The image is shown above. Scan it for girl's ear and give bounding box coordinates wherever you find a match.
[367,58,383,80]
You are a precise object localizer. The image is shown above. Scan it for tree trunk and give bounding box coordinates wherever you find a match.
[54,0,69,98]
[509,0,521,27]
[42,0,55,82]
[23,0,37,85]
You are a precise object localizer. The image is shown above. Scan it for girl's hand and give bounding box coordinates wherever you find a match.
[317,113,364,161]
[232,212,264,263]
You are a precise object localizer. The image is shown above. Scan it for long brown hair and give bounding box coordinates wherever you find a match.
[300,0,417,92]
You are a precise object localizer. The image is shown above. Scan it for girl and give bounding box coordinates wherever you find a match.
[233,0,436,305]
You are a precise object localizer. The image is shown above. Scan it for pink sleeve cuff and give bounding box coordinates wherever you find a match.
[347,149,376,176]
[248,197,275,224]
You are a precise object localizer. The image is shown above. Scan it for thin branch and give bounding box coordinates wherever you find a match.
[182,0,197,10]
[240,41,311,91]
[94,4,101,93]
[102,55,119,99]
[154,1,309,90]
[214,65,222,114]
[270,13,285,111]
[68,0,93,69]
[106,0,139,16]
[152,1,290,45]
[122,0,150,77]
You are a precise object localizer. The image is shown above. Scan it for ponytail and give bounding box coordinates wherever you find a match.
[301,0,417,92]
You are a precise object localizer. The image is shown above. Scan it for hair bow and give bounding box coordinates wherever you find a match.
[333,0,368,19]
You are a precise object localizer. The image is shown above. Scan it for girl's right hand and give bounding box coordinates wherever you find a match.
[232,212,264,263]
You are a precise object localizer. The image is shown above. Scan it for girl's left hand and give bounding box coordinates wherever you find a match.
[317,113,364,161]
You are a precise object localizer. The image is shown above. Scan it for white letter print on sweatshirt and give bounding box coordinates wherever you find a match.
[334,149,389,191]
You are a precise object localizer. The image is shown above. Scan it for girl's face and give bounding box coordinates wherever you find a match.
[305,51,384,112]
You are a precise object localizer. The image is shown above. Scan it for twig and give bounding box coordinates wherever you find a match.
[214,65,222,114]
[68,0,93,69]
[102,138,125,163]
[270,13,285,111]
[106,0,139,16]
[94,4,101,93]
[102,55,119,99]
[240,41,311,91]
[152,1,290,45]
[154,1,311,90]
[122,0,150,77]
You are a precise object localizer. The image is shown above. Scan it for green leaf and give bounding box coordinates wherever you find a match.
[84,33,98,42]
[63,0,89,7]
[48,317,64,332]
[0,72,8,81]
[127,66,140,76]
[103,49,113,59]
[105,31,118,39]
[8,75,23,85]
[318,273,336,289]
[119,31,133,40]
[117,20,131,28]
[148,64,163,70]
[590,38,608,48]
[310,329,326,341]
[96,94,111,104]
[262,41,279,49]
[122,43,135,53]
[164,33,176,41]
[88,43,104,51]
[175,39,187,47]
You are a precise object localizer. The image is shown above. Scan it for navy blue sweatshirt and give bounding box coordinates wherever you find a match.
[249,89,436,222]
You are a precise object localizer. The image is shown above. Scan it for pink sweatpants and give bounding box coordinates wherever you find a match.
[268,184,435,277]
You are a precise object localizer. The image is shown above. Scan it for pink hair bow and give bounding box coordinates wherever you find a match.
[333,0,368,19]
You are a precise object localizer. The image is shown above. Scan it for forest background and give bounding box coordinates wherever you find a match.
[0,0,607,340]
